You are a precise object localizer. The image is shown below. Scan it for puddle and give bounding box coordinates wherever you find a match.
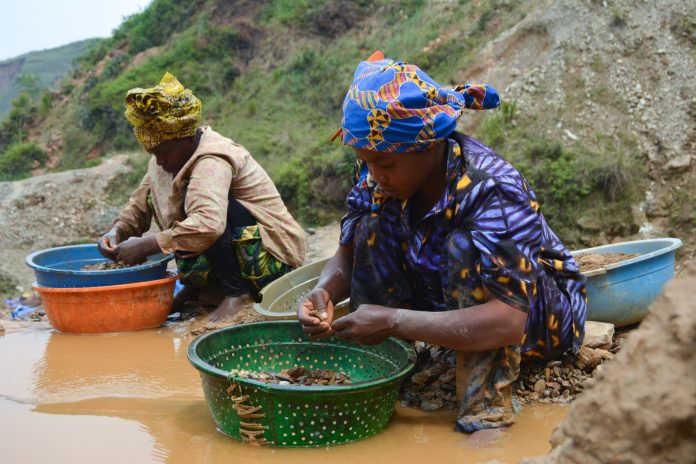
[0,326,566,463]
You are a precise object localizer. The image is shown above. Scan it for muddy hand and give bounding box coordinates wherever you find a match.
[298,288,334,340]
[116,236,161,265]
[97,227,123,260]
[332,304,398,345]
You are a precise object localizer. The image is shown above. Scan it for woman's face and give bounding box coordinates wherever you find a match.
[353,142,445,200]
[149,137,195,174]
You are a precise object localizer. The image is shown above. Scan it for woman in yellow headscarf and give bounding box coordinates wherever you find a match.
[98,72,306,321]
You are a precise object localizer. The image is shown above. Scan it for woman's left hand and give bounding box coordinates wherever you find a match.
[116,236,162,265]
[331,304,399,345]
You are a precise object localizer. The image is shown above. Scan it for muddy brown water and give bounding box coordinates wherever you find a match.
[0,324,567,463]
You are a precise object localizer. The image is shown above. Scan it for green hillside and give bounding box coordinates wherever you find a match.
[0,0,661,249]
[0,39,96,117]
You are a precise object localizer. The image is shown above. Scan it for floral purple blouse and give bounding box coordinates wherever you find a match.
[340,132,587,360]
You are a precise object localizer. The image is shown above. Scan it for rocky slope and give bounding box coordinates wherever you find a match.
[458,0,695,253]
[0,155,130,289]
[522,262,696,463]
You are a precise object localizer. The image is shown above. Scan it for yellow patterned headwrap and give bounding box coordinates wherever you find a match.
[124,72,202,151]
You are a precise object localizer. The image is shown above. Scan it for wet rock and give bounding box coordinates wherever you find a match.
[400,344,459,411]
[534,379,547,394]
[420,398,444,411]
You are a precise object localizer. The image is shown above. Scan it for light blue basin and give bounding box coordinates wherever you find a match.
[572,238,682,327]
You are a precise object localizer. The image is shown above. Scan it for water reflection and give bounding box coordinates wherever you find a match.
[0,327,567,463]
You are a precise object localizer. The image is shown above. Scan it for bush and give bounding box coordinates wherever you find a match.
[0,143,48,181]
[113,0,206,55]
[273,143,354,224]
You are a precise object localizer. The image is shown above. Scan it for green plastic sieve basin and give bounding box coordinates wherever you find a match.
[187,321,416,447]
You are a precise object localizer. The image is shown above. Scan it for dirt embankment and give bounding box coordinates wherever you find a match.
[523,264,696,463]
[459,0,696,255]
[0,155,132,290]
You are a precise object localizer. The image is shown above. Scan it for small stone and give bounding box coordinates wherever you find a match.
[421,398,443,411]
[438,368,456,383]
[553,366,562,377]
[583,321,615,350]
[545,368,551,382]
[576,346,613,371]
[534,379,546,394]
[665,155,693,174]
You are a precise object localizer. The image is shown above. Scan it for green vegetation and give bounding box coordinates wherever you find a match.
[477,101,646,245]
[0,142,48,181]
[0,0,650,241]
[0,271,19,296]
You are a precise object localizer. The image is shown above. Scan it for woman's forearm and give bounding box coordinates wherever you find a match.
[316,244,353,303]
[392,298,527,351]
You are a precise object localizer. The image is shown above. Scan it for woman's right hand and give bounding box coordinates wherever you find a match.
[298,288,334,340]
[97,227,123,260]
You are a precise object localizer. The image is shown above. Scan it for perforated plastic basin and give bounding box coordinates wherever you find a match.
[26,244,174,288]
[254,258,350,319]
[573,238,682,326]
[187,321,416,447]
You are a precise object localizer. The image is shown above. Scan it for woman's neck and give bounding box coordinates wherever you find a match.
[410,142,448,221]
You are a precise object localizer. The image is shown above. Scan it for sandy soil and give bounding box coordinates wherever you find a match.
[523,264,696,463]
[576,252,641,273]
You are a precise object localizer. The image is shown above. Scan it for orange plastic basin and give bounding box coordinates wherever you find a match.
[33,273,178,334]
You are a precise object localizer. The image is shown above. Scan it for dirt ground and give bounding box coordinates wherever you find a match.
[304,222,341,263]
[0,155,132,291]
[523,264,696,464]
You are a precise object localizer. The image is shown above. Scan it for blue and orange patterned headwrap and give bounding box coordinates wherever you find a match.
[338,51,500,153]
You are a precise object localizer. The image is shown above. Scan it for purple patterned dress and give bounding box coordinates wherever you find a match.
[340,132,587,431]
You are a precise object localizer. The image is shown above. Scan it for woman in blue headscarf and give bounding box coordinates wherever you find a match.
[297,52,587,432]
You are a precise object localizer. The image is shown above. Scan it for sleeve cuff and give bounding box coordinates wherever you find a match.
[113,220,137,238]
[155,230,176,254]
[486,284,531,313]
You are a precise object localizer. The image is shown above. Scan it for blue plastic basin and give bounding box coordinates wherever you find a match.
[572,238,682,327]
[26,244,174,288]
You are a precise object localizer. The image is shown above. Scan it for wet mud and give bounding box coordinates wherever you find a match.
[0,323,567,463]
[576,252,640,272]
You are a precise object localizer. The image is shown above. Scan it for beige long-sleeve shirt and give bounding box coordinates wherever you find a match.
[114,126,306,268]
